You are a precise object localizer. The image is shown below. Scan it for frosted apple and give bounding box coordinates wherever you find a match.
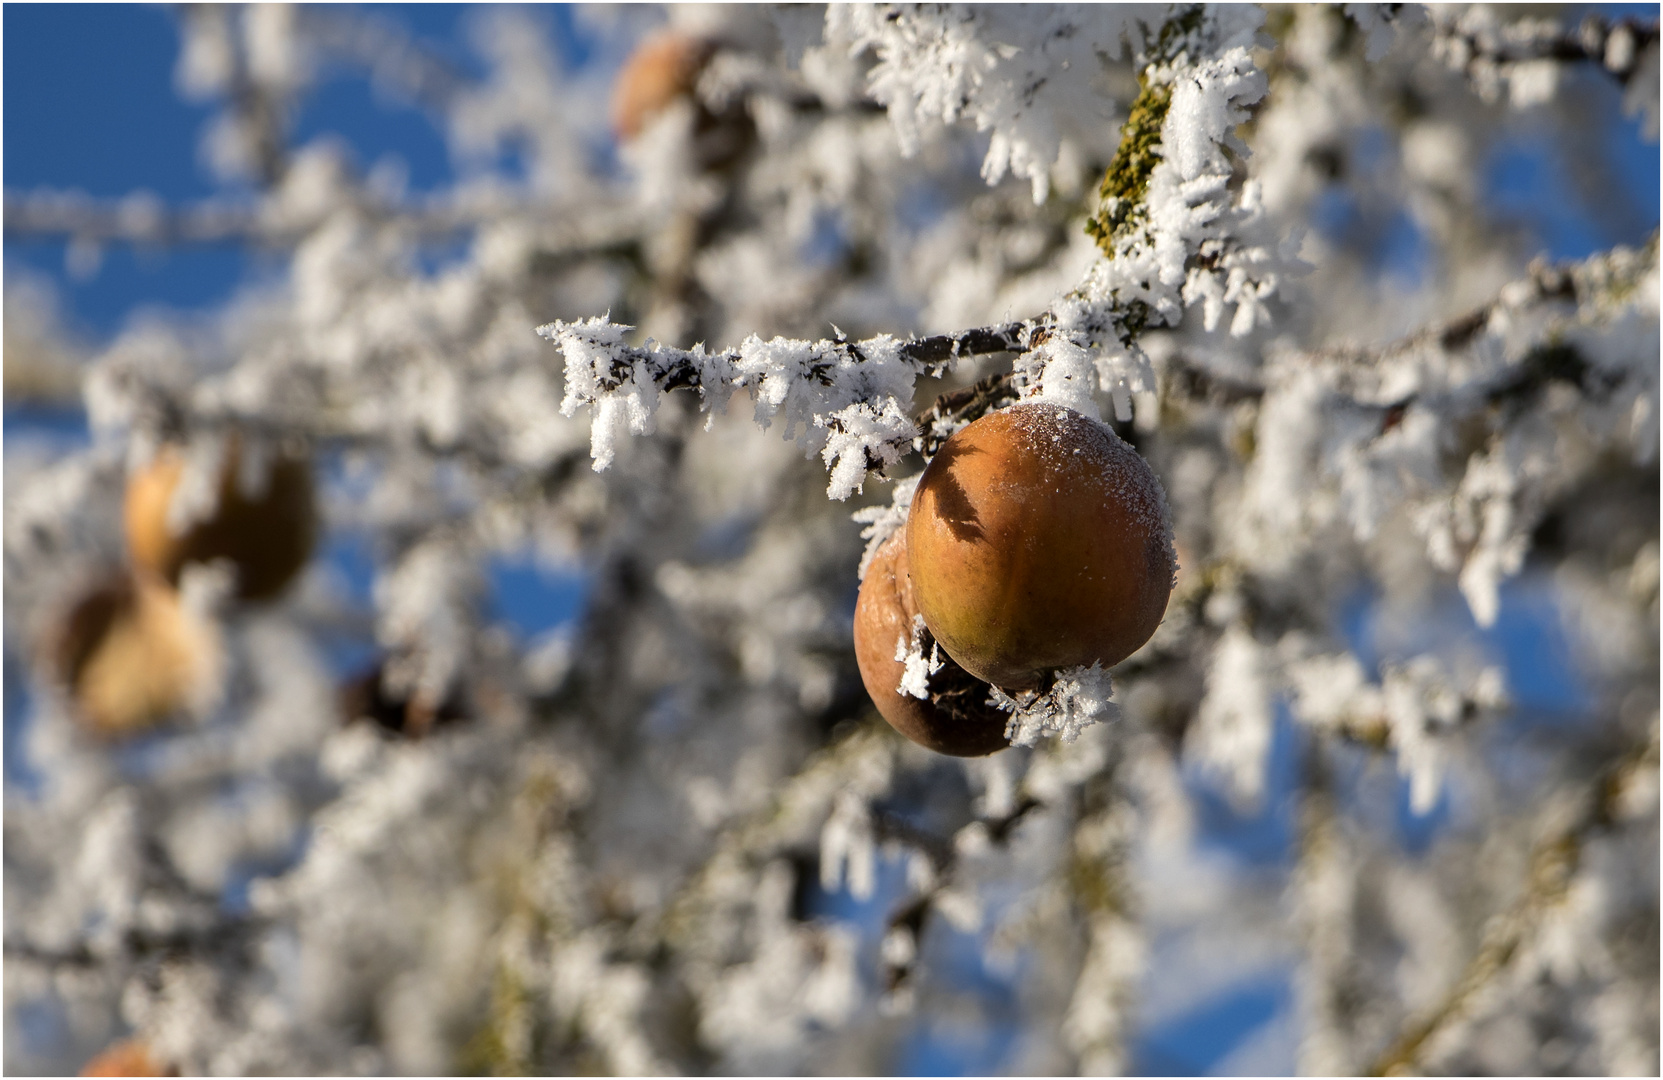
[124,437,316,602]
[853,530,1010,756]
[905,402,1175,690]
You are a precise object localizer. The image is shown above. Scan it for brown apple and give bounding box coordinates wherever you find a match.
[853,529,1011,756]
[905,402,1175,690]
[610,31,715,140]
[124,436,316,602]
[48,573,219,739]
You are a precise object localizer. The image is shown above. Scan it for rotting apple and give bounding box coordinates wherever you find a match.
[124,436,316,602]
[905,401,1175,690]
[853,529,1011,756]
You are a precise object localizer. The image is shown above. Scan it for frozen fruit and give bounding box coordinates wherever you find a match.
[853,530,1010,756]
[905,402,1174,690]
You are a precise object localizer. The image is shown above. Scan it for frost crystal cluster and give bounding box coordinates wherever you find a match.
[4,5,1658,1076]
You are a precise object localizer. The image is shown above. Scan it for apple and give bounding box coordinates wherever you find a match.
[49,573,218,739]
[610,31,715,140]
[124,437,315,602]
[905,402,1175,690]
[79,1039,172,1077]
[853,530,1011,756]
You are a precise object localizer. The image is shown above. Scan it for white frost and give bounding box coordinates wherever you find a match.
[991,662,1119,748]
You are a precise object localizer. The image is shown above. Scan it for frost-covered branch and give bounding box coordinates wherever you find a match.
[4,914,266,970]
[1367,725,1661,1076]
[1060,6,1295,387]
[825,5,1160,205]
[1431,8,1661,95]
[1248,239,1658,627]
[539,316,1036,496]
[174,5,297,187]
[872,787,1044,994]
[3,187,646,255]
[303,7,473,112]
[1302,240,1656,380]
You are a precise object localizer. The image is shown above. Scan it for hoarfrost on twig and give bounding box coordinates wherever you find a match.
[990,662,1119,748]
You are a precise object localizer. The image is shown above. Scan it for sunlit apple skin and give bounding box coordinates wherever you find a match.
[905,402,1175,690]
[610,31,715,140]
[853,530,1010,757]
[49,573,217,739]
[124,438,316,602]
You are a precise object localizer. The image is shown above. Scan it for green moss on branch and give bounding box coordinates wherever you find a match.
[1084,5,1207,258]
[1085,75,1172,257]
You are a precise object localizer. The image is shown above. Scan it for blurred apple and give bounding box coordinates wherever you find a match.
[124,436,316,602]
[610,30,715,140]
[49,573,220,739]
[79,1038,173,1077]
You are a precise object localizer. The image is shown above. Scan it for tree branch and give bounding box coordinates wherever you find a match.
[3,188,646,255]
[303,7,473,113]
[3,916,267,970]
[1433,11,1661,89]
[1367,725,1661,1076]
